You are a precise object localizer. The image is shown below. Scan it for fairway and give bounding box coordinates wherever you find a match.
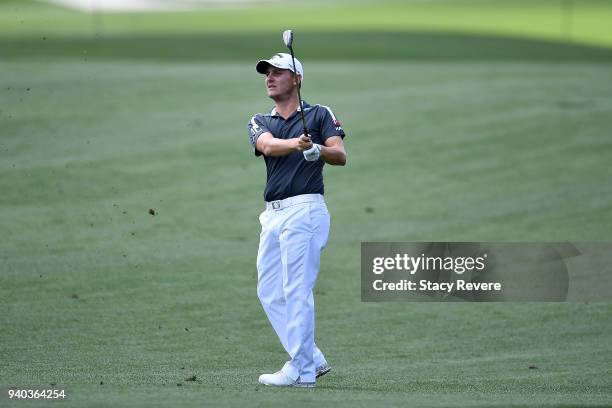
[2,58,612,406]
[2,0,612,407]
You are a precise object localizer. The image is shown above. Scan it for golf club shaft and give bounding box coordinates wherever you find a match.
[288,46,309,138]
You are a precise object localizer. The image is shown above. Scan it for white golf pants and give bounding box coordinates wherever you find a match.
[256,194,330,383]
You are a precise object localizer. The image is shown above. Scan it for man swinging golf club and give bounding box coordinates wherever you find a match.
[247,30,347,388]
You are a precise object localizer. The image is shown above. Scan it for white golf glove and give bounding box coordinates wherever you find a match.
[303,144,321,161]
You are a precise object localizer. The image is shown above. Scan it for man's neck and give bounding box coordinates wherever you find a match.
[273,95,301,120]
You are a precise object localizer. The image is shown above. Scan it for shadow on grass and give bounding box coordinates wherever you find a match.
[3,31,612,62]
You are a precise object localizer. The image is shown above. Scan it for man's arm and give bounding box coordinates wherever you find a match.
[256,132,313,157]
[319,136,346,166]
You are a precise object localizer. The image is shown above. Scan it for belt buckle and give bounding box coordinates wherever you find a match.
[271,201,281,210]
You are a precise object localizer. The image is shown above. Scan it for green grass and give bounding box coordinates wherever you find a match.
[2,58,612,406]
[1,0,612,48]
[3,31,612,62]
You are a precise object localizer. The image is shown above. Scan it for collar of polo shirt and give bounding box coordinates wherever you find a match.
[270,101,310,117]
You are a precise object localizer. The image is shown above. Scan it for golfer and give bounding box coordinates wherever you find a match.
[247,53,347,387]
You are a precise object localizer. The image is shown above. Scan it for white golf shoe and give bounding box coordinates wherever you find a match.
[258,371,315,388]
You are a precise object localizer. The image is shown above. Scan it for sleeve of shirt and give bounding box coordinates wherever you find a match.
[247,114,268,157]
[318,105,346,141]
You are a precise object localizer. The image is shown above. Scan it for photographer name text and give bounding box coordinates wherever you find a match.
[372,279,501,293]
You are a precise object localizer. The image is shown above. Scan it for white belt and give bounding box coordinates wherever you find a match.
[266,194,324,211]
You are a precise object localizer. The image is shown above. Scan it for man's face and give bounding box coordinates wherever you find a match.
[265,66,299,99]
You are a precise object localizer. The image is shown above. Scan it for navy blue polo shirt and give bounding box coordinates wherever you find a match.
[248,101,345,201]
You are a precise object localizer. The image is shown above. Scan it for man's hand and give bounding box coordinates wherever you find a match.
[303,144,321,161]
[294,134,313,151]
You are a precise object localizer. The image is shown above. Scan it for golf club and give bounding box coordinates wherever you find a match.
[282,29,309,139]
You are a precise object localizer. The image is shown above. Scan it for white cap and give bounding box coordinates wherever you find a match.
[256,53,304,81]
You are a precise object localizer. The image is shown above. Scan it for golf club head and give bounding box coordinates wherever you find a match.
[282,30,293,48]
